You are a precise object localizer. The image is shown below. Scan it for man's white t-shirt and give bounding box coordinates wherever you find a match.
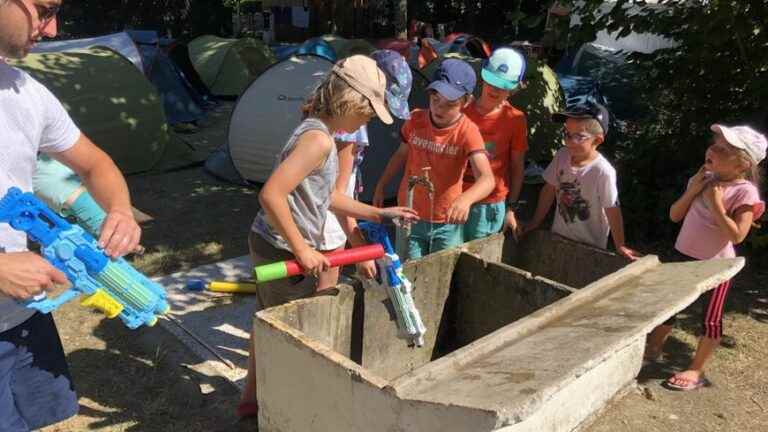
[542,147,619,249]
[0,61,80,332]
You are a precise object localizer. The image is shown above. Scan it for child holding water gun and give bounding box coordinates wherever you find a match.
[239,55,418,417]
[646,124,766,391]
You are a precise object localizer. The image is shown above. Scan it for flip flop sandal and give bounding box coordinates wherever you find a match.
[663,374,709,391]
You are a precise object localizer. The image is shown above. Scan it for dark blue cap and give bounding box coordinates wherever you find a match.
[427,58,477,101]
[552,101,610,135]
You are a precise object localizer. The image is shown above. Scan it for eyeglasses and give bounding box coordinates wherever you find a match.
[564,131,593,143]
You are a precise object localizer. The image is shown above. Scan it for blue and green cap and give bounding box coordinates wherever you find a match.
[371,49,413,120]
[481,47,526,91]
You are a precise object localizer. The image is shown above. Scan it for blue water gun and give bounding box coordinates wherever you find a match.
[358,222,426,347]
[0,187,169,329]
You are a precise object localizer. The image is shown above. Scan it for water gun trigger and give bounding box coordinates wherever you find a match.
[80,290,124,318]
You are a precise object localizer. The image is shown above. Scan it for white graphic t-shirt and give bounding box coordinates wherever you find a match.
[542,147,619,248]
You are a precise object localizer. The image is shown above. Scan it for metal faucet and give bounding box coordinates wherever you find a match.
[404,167,434,236]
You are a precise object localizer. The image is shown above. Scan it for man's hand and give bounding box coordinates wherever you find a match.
[0,252,68,300]
[98,209,141,258]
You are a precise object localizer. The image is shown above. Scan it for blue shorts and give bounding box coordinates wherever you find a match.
[399,221,463,260]
[0,313,78,431]
[464,201,506,241]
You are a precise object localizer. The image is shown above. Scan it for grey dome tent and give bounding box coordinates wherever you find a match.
[225,54,334,182]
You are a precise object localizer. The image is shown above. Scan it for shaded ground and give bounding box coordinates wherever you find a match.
[43,166,260,432]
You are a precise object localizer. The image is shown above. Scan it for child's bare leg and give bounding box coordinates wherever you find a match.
[316,247,342,291]
[645,324,672,359]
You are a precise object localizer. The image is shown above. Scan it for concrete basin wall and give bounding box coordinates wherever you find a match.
[254,231,747,432]
[502,230,628,288]
[434,253,574,358]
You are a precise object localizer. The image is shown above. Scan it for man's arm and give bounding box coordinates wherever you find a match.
[50,133,139,257]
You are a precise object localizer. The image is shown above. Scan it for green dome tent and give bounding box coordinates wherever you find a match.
[188,35,276,97]
[10,47,179,174]
[419,53,565,161]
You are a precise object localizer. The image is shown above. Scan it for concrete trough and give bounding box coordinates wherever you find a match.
[253,231,743,432]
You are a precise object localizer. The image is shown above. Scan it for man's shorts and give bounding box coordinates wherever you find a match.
[464,201,506,242]
[0,312,78,432]
[400,221,463,260]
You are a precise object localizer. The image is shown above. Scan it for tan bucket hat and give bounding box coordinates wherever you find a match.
[332,55,393,125]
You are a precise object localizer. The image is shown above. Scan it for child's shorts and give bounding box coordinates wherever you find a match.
[400,221,463,260]
[662,250,732,339]
[0,312,78,432]
[248,231,318,309]
[464,201,506,241]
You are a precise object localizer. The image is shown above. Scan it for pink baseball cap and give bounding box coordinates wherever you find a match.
[711,124,767,164]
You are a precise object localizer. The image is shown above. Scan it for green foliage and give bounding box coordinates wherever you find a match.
[559,0,768,246]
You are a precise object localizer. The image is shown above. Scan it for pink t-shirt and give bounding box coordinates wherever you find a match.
[675,179,764,259]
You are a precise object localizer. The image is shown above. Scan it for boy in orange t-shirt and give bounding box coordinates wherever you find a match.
[463,47,529,241]
[374,59,495,259]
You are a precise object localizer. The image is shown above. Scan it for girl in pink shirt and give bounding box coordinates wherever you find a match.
[645,124,766,391]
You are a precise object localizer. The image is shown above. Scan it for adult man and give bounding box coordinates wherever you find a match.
[0,1,143,430]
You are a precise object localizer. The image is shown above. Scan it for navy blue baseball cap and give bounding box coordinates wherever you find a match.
[371,49,413,120]
[552,101,610,135]
[427,58,477,101]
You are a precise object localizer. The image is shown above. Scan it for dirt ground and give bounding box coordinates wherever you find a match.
[39,120,768,431]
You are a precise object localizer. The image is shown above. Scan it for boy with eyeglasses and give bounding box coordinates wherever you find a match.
[520,102,639,260]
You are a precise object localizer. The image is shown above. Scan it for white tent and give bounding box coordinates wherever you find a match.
[228,54,333,182]
[33,32,145,72]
